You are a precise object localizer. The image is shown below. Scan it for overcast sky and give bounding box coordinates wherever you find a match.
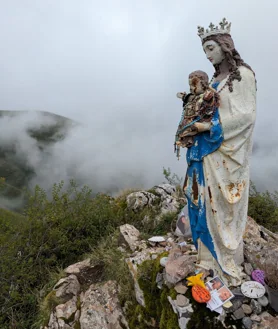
[0,0,277,193]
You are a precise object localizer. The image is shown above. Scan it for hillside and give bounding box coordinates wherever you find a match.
[0,110,77,211]
[1,183,278,329]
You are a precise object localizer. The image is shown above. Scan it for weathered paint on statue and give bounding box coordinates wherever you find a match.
[183,18,256,286]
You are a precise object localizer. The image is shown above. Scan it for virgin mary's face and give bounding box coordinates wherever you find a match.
[203,40,225,65]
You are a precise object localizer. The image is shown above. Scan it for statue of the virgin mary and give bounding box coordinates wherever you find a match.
[183,18,256,286]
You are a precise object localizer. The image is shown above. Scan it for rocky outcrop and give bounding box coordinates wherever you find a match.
[118,224,141,251]
[64,258,104,285]
[42,187,278,329]
[126,184,186,216]
[153,184,182,214]
[54,275,80,301]
[79,281,129,329]
[126,191,158,212]
[43,279,128,329]
[244,216,278,271]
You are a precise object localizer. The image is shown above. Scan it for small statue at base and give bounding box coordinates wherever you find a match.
[174,70,220,159]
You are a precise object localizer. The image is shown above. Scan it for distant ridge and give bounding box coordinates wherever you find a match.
[0,110,77,211]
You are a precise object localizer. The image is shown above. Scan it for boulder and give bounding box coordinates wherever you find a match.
[160,197,180,215]
[165,248,196,284]
[118,224,140,251]
[54,275,80,302]
[244,217,278,271]
[56,297,78,320]
[153,184,177,199]
[126,191,158,212]
[79,280,129,329]
[64,259,104,285]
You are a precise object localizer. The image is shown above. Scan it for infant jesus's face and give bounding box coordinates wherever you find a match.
[189,74,208,95]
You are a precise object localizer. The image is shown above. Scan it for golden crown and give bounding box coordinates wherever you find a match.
[197,18,231,40]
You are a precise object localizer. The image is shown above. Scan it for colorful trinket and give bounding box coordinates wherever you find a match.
[187,273,211,303]
[241,281,266,298]
[251,269,265,285]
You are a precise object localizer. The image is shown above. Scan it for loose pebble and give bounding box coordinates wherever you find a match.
[242,316,252,329]
[242,304,252,315]
[250,314,261,322]
[174,282,188,294]
[233,307,245,320]
[244,263,254,276]
[257,295,268,307]
[250,299,262,315]
[176,294,189,307]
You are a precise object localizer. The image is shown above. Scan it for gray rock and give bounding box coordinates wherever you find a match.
[65,259,91,276]
[156,272,163,283]
[153,184,176,199]
[119,224,140,251]
[251,299,262,315]
[156,273,163,290]
[160,197,180,215]
[244,263,254,276]
[56,297,77,320]
[165,251,196,285]
[54,275,80,301]
[224,298,243,313]
[174,282,188,294]
[231,288,245,299]
[242,304,252,315]
[126,191,158,212]
[64,259,104,285]
[250,314,261,322]
[79,280,129,329]
[244,217,278,277]
[233,307,245,320]
[176,294,189,307]
[257,295,269,307]
[242,317,252,329]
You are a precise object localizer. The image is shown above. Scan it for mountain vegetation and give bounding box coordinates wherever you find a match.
[0,114,277,328]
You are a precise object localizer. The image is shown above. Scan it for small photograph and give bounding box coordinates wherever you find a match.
[205,282,212,291]
[210,277,224,290]
[217,286,233,302]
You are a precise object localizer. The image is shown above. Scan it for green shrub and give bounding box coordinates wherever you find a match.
[248,182,278,232]
[0,180,127,329]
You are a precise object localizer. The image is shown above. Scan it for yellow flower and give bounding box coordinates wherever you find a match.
[186,273,206,289]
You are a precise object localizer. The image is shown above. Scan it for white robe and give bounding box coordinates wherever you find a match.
[197,66,256,286]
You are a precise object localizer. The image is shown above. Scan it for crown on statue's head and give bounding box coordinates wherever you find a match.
[197,18,231,41]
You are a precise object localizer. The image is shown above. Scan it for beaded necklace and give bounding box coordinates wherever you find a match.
[210,68,239,94]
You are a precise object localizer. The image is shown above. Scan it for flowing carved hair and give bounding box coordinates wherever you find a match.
[202,33,256,92]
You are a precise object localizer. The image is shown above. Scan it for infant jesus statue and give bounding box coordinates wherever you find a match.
[174,70,220,159]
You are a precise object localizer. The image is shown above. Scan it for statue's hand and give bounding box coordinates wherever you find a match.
[176,92,187,99]
[193,122,212,133]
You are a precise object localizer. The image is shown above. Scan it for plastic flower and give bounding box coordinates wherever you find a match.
[186,273,206,289]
